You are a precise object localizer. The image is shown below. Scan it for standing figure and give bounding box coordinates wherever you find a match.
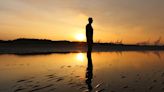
[86,17,93,51]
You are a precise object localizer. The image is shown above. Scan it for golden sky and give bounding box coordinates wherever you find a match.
[0,0,164,44]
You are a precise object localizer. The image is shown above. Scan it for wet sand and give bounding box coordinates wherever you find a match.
[0,51,164,92]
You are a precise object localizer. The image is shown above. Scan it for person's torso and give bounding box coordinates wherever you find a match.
[86,24,93,36]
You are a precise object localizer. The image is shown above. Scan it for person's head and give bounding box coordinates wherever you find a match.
[88,17,93,24]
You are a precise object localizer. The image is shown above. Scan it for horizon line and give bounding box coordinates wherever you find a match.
[0,38,164,46]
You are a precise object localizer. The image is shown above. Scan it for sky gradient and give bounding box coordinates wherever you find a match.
[0,0,164,44]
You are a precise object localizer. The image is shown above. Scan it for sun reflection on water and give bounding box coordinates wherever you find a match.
[76,53,85,62]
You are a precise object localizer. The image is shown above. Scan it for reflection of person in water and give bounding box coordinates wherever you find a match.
[86,50,93,91]
[85,17,93,91]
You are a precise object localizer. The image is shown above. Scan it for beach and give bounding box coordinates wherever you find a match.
[0,51,164,92]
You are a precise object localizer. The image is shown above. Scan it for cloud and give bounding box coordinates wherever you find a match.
[0,0,163,43]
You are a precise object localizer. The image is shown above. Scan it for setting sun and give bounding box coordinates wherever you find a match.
[76,34,85,41]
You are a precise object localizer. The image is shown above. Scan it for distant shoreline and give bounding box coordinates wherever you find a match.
[0,38,163,54]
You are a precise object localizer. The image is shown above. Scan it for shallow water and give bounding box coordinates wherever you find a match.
[0,51,164,92]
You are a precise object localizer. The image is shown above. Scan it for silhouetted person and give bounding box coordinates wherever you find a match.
[86,49,93,91]
[86,17,93,51]
[85,17,93,91]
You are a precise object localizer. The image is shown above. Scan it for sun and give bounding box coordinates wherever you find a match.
[76,34,85,41]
